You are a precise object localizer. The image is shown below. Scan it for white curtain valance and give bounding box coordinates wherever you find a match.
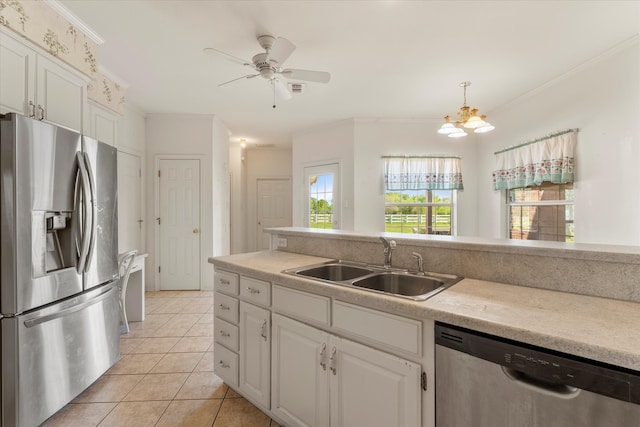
[383,156,464,191]
[492,129,577,190]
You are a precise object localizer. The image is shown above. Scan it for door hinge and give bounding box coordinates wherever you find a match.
[421,371,427,391]
[139,169,142,178]
[158,266,161,273]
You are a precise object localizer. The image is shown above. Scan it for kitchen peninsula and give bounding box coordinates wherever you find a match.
[209,227,640,427]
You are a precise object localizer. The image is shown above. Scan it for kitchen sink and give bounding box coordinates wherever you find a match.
[289,262,374,281]
[283,260,462,301]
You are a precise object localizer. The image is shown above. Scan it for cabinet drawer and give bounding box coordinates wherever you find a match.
[214,271,239,295]
[240,276,271,307]
[214,343,238,388]
[272,285,330,326]
[214,292,239,324]
[333,301,422,357]
[215,318,239,351]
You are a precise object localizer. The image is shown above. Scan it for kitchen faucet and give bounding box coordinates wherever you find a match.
[380,237,396,268]
[412,252,425,275]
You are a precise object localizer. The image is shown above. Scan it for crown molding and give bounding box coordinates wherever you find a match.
[43,0,105,45]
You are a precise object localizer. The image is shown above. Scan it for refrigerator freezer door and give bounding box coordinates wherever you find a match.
[1,283,120,427]
[82,136,118,290]
[1,114,83,315]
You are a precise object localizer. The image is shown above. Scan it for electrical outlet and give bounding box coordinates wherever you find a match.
[277,238,287,248]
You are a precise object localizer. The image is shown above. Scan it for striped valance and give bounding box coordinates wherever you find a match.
[383,156,464,191]
[492,129,577,190]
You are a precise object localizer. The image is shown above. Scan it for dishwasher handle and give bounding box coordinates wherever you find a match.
[502,366,581,400]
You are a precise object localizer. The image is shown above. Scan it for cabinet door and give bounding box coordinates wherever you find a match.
[89,101,118,146]
[239,301,270,409]
[271,314,329,427]
[0,30,35,116]
[330,336,421,427]
[36,55,86,132]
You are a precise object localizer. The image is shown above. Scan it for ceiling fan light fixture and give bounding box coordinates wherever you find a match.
[438,81,494,137]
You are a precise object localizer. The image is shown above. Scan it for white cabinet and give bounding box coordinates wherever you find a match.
[88,101,118,146]
[272,313,421,427]
[0,28,87,132]
[239,301,271,409]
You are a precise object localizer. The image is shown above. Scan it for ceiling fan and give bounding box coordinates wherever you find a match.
[204,35,331,106]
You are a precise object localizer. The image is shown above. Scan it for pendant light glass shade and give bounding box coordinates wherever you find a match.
[438,122,457,134]
[474,122,495,133]
[463,115,485,129]
[448,128,467,138]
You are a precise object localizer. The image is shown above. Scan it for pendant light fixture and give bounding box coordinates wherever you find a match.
[437,81,495,138]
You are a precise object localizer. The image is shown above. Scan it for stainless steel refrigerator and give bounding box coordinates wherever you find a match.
[0,113,121,427]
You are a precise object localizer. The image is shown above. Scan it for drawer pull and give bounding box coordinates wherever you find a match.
[247,287,261,295]
[320,343,327,371]
[219,330,231,338]
[219,360,230,369]
[219,304,230,311]
[220,279,230,285]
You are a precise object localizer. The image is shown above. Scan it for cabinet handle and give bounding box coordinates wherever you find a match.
[28,101,36,118]
[219,330,230,338]
[247,287,260,295]
[329,346,337,375]
[260,320,268,341]
[319,343,327,371]
[220,279,230,285]
[219,360,230,369]
[219,304,230,311]
[36,104,45,121]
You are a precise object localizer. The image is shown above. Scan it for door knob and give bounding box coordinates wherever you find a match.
[193,228,200,234]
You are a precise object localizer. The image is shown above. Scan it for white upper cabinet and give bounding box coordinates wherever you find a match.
[0,28,88,133]
[88,101,118,146]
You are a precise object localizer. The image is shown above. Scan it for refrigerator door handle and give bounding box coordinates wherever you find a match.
[83,152,97,273]
[23,285,116,328]
[75,152,92,273]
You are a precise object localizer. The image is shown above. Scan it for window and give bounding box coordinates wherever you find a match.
[304,163,339,229]
[508,182,574,242]
[385,189,454,235]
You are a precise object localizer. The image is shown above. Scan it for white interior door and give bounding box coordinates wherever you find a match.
[117,151,142,253]
[158,159,201,290]
[256,178,292,250]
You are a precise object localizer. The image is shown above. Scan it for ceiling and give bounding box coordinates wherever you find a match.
[59,1,639,148]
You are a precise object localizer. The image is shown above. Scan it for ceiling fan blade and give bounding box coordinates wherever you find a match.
[280,68,331,83]
[204,47,251,67]
[218,74,259,87]
[273,79,292,100]
[267,37,296,66]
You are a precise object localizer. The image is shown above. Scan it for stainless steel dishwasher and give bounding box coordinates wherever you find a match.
[435,323,640,427]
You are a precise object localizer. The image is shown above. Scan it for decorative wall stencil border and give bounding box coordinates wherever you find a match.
[0,0,125,114]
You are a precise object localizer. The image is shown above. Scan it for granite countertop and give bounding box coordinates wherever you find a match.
[209,250,640,371]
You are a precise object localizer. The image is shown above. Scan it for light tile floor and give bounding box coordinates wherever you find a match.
[43,290,280,427]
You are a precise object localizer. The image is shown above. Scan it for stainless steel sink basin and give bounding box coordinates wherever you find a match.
[286,262,374,281]
[283,260,462,301]
[351,271,456,300]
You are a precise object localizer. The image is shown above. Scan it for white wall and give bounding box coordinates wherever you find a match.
[292,119,478,235]
[245,149,293,252]
[229,144,245,254]
[292,120,355,229]
[145,114,230,291]
[476,38,640,245]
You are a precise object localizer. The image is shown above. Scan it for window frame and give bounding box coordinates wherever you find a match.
[384,189,457,235]
[506,182,574,242]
